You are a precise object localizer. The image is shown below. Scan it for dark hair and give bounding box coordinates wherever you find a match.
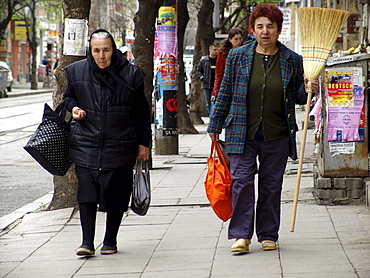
[249,4,283,32]
[209,43,218,49]
[218,28,243,56]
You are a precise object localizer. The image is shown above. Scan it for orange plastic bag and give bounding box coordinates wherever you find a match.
[204,141,232,221]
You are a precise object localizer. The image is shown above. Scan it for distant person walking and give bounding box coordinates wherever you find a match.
[42,56,50,87]
[196,43,218,116]
[211,28,243,102]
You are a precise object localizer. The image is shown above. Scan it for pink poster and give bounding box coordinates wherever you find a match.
[157,25,178,58]
[326,86,364,142]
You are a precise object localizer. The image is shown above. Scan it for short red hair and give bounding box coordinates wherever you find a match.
[249,4,283,32]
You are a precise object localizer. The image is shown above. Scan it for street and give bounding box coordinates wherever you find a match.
[0,93,54,217]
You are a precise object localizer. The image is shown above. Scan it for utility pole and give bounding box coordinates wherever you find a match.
[154,0,179,154]
[29,0,38,89]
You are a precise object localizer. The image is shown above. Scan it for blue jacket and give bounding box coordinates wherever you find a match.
[207,40,307,160]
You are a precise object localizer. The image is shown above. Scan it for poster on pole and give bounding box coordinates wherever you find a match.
[63,19,88,56]
[157,25,178,58]
[158,57,178,91]
[162,90,178,136]
[154,5,178,137]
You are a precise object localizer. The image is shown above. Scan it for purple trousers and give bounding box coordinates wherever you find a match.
[228,137,289,242]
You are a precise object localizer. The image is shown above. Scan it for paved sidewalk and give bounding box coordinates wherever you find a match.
[1,113,370,277]
[6,82,54,98]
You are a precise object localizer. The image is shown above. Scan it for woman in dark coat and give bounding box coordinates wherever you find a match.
[63,29,151,256]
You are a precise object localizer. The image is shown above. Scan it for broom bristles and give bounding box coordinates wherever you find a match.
[298,8,350,81]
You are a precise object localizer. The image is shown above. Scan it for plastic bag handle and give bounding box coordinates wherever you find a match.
[136,160,149,173]
[210,141,231,176]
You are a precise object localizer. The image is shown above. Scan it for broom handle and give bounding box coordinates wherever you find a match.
[290,91,313,232]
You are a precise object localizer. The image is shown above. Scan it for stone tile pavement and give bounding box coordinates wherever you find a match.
[0,111,369,277]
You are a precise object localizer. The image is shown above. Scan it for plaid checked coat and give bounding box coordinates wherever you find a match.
[207,40,307,160]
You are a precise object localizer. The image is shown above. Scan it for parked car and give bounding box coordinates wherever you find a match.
[0,61,14,92]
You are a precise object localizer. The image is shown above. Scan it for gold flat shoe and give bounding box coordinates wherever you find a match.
[261,240,277,251]
[231,238,250,253]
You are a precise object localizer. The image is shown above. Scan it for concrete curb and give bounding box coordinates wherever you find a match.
[0,191,53,233]
[6,89,54,98]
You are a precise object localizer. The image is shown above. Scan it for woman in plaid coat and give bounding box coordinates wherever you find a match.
[207,4,318,252]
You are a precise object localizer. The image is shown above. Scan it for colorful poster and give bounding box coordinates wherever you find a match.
[158,57,178,91]
[326,70,354,107]
[158,6,176,25]
[325,68,365,142]
[154,6,178,135]
[154,31,160,63]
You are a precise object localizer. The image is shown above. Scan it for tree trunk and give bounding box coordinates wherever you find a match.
[189,0,214,125]
[47,0,91,211]
[133,0,163,107]
[177,0,197,134]
[30,0,38,90]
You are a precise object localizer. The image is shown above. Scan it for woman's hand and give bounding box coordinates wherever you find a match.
[304,78,319,94]
[137,145,150,161]
[208,132,219,141]
[72,107,86,120]
[211,95,216,102]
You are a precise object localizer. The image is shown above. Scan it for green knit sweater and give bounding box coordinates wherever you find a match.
[247,52,289,141]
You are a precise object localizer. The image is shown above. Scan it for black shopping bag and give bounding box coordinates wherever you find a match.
[24,100,71,176]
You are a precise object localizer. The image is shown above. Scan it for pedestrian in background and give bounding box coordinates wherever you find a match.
[42,56,50,76]
[207,4,318,253]
[211,28,243,102]
[119,45,128,59]
[42,56,50,87]
[63,29,151,256]
[196,43,218,116]
[53,58,59,72]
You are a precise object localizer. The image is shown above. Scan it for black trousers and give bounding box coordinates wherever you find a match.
[75,165,134,247]
[75,165,133,212]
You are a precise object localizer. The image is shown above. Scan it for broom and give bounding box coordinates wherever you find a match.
[290,8,350,232]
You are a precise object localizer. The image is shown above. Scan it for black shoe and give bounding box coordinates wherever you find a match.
[76,244,95,256]
[100,244,117,255]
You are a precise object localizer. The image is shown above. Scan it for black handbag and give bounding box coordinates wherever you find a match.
[131,160,151,216]
[23,99,71,176]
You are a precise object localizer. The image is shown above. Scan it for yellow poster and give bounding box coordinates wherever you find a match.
[14,21,28,41]
[324,70,354,107]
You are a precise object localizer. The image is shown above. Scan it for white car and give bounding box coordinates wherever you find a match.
[0,61,14,92]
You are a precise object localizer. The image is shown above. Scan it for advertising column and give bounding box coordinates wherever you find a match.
[154,5,179,154]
